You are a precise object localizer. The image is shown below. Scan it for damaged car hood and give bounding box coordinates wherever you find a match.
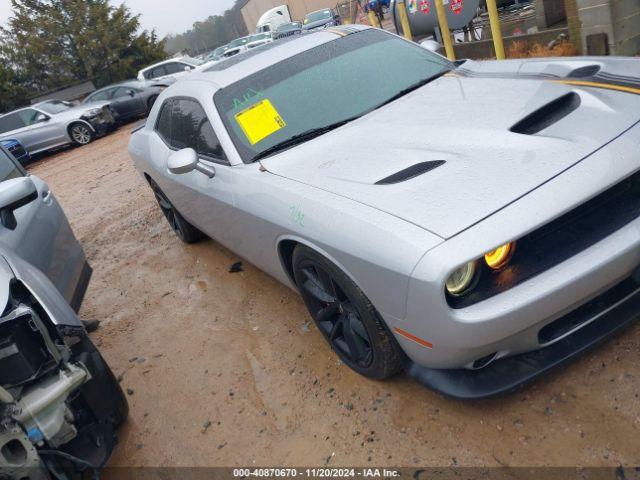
[262,73,640,239]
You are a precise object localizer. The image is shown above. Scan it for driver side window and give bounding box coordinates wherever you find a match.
[155,98,227,162]
[18,109,43,127]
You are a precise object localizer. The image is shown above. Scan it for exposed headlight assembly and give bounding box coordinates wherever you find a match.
[484,242,515,270]
[84,108,102,117]
[445,261,478,296]
[445,242,516,297]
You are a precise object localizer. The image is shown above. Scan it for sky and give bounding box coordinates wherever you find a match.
[0,0,237,37]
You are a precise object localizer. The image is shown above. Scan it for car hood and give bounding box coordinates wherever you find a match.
[262,74,640,239]
[53,101,110,119]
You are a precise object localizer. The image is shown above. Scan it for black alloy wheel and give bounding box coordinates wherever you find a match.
[148,178,205,243]
[293,245,402,379]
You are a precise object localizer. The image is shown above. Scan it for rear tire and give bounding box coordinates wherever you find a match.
[69,122,94,146]
[292,245,403,380]
[147,177,205,243]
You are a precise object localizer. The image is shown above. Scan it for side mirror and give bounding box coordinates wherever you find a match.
[36,113,49,123]
[168,148,215,178]
[0,177,38,230]
[184,65,193,72]
[420,39,443,53]
[127,89,135,97]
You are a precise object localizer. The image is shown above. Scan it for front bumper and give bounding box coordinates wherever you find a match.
[393,120,640,387]
[407,270,640,399]
[82,107,117,135]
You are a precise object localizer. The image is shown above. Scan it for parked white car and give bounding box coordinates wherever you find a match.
[246,32,273,49]
[136,57,204,86]
[222,36,252,58]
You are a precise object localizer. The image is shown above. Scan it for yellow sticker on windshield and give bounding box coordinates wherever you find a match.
[235,99,286,145]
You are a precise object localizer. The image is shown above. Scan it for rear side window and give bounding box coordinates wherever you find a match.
[0,113,25,133]
[154,98,226,161]
[155,100,173,143]
[146,65,167,79]
[164,63,186,75]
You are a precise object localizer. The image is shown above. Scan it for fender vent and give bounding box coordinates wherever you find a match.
[510,92,581,135]
[375,161,445,185]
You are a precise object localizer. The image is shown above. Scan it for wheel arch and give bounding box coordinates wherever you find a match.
[276,235,368,297]
[277,234,410,368]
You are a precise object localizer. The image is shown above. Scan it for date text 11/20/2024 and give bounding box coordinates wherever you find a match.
[232,468,401,478]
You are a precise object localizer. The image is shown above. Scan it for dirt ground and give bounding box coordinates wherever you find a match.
[27,125,640,468]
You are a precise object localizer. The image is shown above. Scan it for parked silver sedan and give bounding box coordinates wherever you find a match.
[0,100,116,155]
[129,25,640,399]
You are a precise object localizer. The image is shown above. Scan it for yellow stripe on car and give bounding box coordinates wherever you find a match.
[326,28,348,37]
[554,80,640,96]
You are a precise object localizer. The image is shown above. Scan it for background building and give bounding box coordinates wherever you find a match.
[539,0,639,55]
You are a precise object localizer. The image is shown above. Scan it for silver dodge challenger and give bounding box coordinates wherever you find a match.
[129,25,640,399]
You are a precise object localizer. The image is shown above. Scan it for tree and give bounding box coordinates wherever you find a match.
[0,0,167,103]
[0,63,29,112]
[163,0,249,56]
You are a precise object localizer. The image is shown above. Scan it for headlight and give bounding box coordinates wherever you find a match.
[84,108,102,117]
[484,242,516,270]
[445,261,477,296]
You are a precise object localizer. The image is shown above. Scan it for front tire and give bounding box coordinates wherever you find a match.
[292,245,403,379]
[148,177,205,243]
[69,122,94,146]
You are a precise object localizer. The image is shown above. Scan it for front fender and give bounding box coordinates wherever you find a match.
[0,249,83,328]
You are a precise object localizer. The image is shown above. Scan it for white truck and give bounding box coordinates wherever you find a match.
[255,5,292,33]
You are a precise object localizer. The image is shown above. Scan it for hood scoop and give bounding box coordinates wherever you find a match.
[567,64,601,78]
[510,92,581,135]
[375,161,445,185]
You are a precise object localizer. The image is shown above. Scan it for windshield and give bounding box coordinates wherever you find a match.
[214,29,452,163]
[304,9,332,23]
[228,37,249,48]
[185,57,205,66]
[38,101,72,114]
[278,22,301,32]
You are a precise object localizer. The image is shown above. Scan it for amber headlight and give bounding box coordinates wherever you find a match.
[445,261,478,296]
[484,242,516,270]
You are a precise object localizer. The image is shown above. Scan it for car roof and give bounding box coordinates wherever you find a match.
[89,80,145,94]
[140,57,198,72]
[190,25,370,89]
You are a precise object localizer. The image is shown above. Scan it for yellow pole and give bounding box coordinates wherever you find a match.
[485,0,506,59]
[396,0,413,41]
[434,0,455,60]
[367,9,380,28]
